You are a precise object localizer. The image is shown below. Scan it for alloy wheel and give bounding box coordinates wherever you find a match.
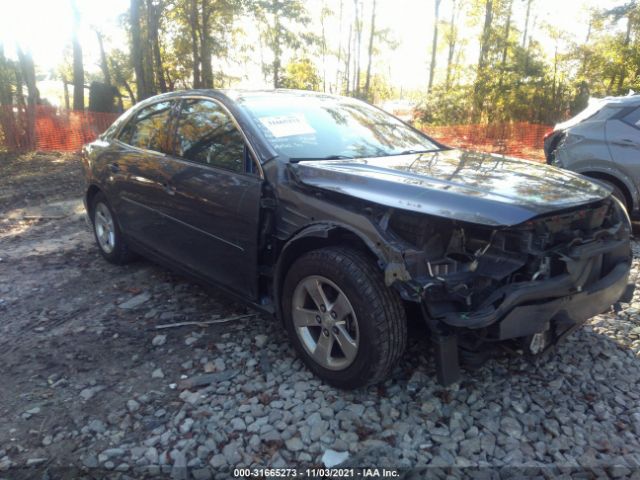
[291,275,360,370]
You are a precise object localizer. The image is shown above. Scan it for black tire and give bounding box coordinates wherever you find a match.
[282,247,407,389]
[600,180,628,212]
[90,192,136,265]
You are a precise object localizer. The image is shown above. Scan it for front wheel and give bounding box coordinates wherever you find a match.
[282,247,407,389]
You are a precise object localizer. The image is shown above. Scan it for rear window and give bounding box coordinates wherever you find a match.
[118,101,174,153]
[585,105,621,122]
[622,107,640,128]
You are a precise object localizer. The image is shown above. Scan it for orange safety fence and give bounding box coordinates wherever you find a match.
[0,105,551,161]
[422,122,551,162]
[0,105,119,153]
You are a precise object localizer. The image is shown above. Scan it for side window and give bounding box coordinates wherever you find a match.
[622,107,640,128]
[174,99,246,173]
[118,101,174,153]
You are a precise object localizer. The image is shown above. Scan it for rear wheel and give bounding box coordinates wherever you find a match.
[282,247,407,389]
[91,192,135,264]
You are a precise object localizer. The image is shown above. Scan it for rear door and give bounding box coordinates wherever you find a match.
[109,100,178,255]
[606,107,640,178]
[161,98,263,299]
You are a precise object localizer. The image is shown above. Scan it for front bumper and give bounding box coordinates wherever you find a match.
[426,235,632,386]
[439,237,631,340]
[485,260,628,340]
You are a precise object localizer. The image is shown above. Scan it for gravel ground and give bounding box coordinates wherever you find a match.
[1,153,640,479]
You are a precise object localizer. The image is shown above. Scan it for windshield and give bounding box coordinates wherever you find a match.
[237,93,440,160]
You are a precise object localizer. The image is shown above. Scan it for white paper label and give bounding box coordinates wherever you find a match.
[259,114,316,138]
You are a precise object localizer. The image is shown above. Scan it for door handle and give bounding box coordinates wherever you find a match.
[109,162,120,173]
[162,182,176,195]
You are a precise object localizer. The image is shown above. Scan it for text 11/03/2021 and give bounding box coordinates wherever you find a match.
[233,468,400,478]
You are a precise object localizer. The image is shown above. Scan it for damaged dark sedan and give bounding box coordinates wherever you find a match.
[82,90,632,389]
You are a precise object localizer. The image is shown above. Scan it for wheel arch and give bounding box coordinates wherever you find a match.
[273,223,387,321]
[580,170,635,211]
[85,184,103,215]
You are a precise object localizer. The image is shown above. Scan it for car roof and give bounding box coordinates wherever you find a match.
[133,88,347,106]
[599,94,640,107]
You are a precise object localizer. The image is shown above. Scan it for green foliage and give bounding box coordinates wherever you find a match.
[252,0,313,87]
[414,83,474,126]
[280,58,321,90]
[7,0,640,131]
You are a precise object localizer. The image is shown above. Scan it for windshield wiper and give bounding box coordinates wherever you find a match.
[290,154,355,162]
[391,149,440,156]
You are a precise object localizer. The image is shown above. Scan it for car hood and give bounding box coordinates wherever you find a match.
[290,149,611,226]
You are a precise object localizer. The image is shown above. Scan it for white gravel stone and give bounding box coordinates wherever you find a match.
[209,454,226,468]
[254,334,268,348]
[322,449,349,468]
[285,437,304,452]
[118,292,151,309]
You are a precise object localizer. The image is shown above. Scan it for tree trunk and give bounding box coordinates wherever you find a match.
[147,0,167,92]
[0,44,19,150]
[121,77,137,104]
[498,0,512,90]
[428,0,441,92]
[474,0,493,122]
[321,4,328,92]
[335,0,344,94]
[143,1,156,96]
[344,23,352,95]
[353,0,362,95]
[501,0,512,68]
[580,18,591,77]
[363,0,376,98]
[616,14,633,93]
[71,0,84,110]
[130,0,148,101]
[445,0,457,89]
[272,2,282,89]
[190,0,201,88]
[522,0,532,49]
[16,46,38,148]
[95,31,112,85]
[200,0,213,88]
[477,0,493,72]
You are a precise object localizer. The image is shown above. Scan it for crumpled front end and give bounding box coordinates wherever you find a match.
[385,197,632,384]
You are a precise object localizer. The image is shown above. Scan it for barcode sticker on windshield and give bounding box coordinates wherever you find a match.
[259,114,315,138]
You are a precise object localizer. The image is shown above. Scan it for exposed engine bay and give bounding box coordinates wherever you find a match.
[384,197,630,327]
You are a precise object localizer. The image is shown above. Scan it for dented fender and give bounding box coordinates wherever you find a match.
[275,221,412,288]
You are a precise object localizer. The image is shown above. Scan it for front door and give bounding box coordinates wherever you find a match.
[606,107,640,180]
[162,98,263,299]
